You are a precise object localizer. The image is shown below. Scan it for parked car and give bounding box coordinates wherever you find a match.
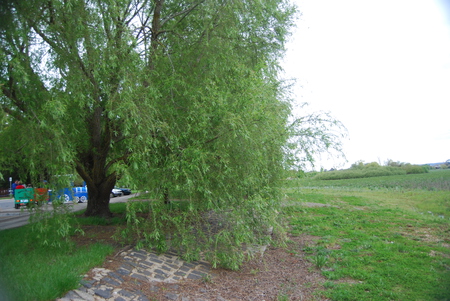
[116,187,132,195]
[110,188,123,197]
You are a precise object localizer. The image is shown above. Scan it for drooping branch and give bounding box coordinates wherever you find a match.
[160,0,205,27]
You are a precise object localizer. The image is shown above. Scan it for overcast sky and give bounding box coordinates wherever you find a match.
[282,0,450,169]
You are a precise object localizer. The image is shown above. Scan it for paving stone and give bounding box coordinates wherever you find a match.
[174,271,186,276]
[116,268,131,276]
[134,290,150,301]
[154,273,166,280]
[132,252,148,260]
[73,289,95,301]
[126,261,140,268]
[63,245,220,300]
[94,288,113,299]
[141,269,152,276]
[118,289,135,298]
[108,272,124,283]
[165,292,179,300]
[133,249,149,256]
[182,262,196,268]
[167,263,180,269]
[131,273,148,281]
[148,258,164,264]
[186,273,202,280]
[121,262,135,270]
[190,270,206,277]
[103,277,121,286]
[80,280,94,288]
[179,266,191,272]
[62,291,79,299]
[198,263,211,268]
[154,269,168,276]
[139,261,154,268]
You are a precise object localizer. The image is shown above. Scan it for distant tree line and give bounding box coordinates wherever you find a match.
[311,160,429,181]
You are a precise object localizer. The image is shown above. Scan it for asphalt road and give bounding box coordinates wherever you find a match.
[0,194,133,231]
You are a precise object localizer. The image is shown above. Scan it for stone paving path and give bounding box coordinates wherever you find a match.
[57,248,214,301]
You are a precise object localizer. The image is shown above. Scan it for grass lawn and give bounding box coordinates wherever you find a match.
[0,227,113,301]
[282,169,450,300]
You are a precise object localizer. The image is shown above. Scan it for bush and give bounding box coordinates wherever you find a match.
[401,164,429,174]
[314,166,407,180]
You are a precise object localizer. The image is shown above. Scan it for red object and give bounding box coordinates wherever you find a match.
[15,184,25,189]
[34,188,49,202]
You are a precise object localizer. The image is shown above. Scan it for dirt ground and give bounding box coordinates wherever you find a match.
[74,224,329,301]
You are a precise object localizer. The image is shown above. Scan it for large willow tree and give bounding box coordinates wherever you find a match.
[1,0,344,266]
[0,0,294,213]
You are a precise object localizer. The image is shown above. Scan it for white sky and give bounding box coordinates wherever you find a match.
[282,0,450,169]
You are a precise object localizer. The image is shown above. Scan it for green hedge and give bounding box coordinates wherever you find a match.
[401,164,429,174]
[314,165,427,181]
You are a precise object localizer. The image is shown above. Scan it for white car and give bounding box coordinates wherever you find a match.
[110,188,123,197]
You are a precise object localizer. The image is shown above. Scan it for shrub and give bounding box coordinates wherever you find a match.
[401,164,429,174]
[314,166,406,180]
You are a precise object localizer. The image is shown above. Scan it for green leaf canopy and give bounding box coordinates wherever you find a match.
[0,0,297,213]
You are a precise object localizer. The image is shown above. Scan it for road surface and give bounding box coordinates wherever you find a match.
[0,194,134,231]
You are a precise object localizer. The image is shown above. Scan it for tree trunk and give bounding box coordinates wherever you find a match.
[84,182,113,218]
[75,145,116,218]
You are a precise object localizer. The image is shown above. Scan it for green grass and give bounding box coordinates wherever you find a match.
[73,202,128,225]
[0,224,113,301]
[282,170,450,300]
[0,201,196,300]
[290,169,450,191]
[1,172,449,300]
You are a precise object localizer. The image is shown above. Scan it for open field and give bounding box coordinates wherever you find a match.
[282,169,450,300]
[0,170,449,300]
[295,169,450,192]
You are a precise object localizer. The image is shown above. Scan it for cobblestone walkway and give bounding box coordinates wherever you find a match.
[57,248,213,301]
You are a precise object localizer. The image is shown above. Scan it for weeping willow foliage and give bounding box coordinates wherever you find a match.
[116,0,297,269]
[0,0,345,268]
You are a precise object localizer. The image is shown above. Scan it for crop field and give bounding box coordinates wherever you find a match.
[282,169,450,300]
[295,169,450,191]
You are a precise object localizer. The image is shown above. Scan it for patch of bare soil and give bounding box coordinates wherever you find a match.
[73,225,329,301]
